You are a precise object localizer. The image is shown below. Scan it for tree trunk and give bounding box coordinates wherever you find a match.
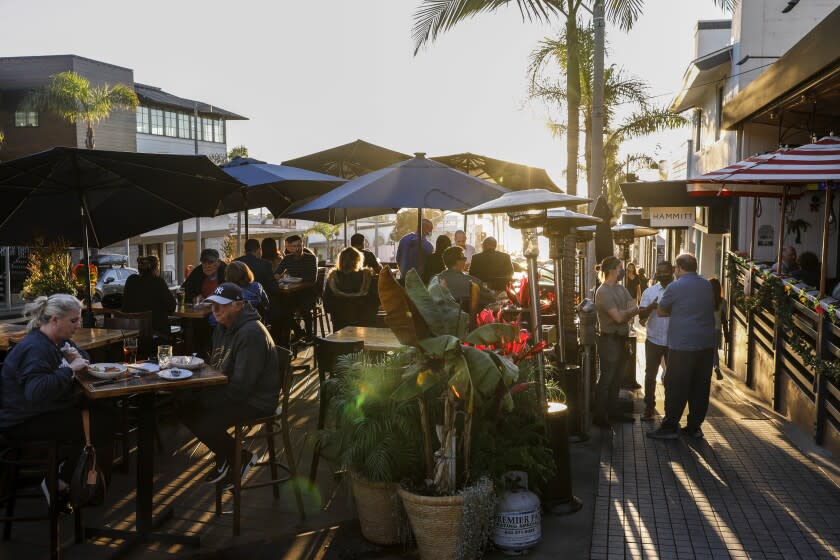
[565,11,580,196]
[583,113,592,198]
[85,122,95,150]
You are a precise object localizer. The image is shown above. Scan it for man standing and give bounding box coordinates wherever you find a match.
[396,218,434,278]
[638,261,674,421]
[593,256,639,427]
[274,235,318,344]
[647,253,716,440]
[453,230,475,266]
[468,237,514,291]
[436,246,496,309]
[178,283,278,489]
[350,233,382,274]
[235,238,276,295]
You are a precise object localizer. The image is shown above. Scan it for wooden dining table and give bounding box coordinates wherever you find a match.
[325,326,406,353]
[77,364,227,548]
[0,327,139,353]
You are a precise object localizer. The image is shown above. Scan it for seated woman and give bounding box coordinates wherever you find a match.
[322,247,379,331]
[122,255,176,336]
[0,294,115,511]
[423,234,451,284]
[225,261,270,320]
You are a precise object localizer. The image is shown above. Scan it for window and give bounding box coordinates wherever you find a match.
[202,117,214,142]
[693,108,702,152]
[715,87,724,141]
[135,106,149,133]
[189,115,196,139]
[164,111,178,137]
[178,113,190,139]
[214,119,225,143]
[14,110,38,127]
[150,108,163,135]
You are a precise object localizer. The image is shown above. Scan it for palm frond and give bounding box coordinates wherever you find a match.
[605,107,688,150]
[413,0,565,55]
[605,0,645,32]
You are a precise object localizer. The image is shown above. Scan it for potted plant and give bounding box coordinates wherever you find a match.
[19,238,78,301]
[378,268,549,559]
[318,351,424,546]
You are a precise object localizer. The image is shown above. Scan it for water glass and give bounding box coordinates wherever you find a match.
[177,289,186,308]
[123,337,139,363]
[157,345,173,370]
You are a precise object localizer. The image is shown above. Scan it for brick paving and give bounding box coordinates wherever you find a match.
[592,338,840,560]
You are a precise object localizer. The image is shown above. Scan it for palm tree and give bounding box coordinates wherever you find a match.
[22,71,139,150]
[305,222,342,262]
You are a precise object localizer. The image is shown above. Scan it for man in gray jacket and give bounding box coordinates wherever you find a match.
[178,282,279,489]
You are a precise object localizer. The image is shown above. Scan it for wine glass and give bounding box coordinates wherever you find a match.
[123,337,139,363]
[157,345,173,370]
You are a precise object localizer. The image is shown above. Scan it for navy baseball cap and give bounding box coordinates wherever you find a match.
[204,282,243,305]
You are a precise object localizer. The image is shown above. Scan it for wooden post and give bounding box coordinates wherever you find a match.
[820,187,833,297]
[776,188,787,274]
[814,187,834,443]
[749,197,757,261]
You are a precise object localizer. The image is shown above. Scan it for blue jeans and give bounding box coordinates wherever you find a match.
[595,334,626,420]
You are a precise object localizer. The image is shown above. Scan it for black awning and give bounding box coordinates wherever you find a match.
[620,181,730,208]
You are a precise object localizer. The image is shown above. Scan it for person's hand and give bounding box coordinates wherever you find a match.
[61,344,82,363]
[646,300,658,310]
[627,303,639,317]
[69,357,89,373]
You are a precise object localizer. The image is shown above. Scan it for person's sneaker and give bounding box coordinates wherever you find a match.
[646,427,679,440]
[41,479,73,515]
[609,414,636,423]
[641,407,656,422]
[223,451,259,492]
[681,426,704,439]
[204,459,230,484]
[715,367,723,381]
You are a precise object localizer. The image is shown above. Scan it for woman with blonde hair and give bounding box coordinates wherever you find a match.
[322,247,379,331]
[0,294,115,511]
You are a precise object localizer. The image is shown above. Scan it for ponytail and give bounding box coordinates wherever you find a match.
[23,293,81,331]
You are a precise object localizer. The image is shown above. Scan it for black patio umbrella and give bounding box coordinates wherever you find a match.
[431,152,560,192]
[282,139,411,179]
[219,157,346,236]
[0,147,243,323]
[591,196,615,263]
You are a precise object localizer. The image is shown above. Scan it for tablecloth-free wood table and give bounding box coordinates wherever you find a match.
[325,326,405,353]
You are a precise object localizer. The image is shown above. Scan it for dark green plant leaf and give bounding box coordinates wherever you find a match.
[391,362,439,402]
[405,270,469,338]
[378,267,432,345]
[462,346,507,398]
[463,323,520,346]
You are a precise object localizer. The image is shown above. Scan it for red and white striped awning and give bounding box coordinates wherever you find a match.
[687,136,840,198]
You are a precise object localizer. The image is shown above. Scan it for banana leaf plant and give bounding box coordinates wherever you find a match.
[379,267,523,495]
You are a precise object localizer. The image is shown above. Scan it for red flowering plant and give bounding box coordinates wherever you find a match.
[378,268,548,496]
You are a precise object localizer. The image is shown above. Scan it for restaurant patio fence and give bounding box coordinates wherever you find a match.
[726,251,840,457]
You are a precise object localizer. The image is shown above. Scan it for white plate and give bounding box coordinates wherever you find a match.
[130,362,161,373]
[88,363,127,380]
[280,276,303,284]
[157,368,192,381]
[169,356,204,370]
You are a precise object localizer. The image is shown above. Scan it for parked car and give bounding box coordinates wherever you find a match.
[94,266,138,303]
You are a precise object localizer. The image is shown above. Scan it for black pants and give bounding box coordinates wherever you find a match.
[594,334,626,420]
[661,348,715,432]
[3,404,117,485]
[177,400,269,466]
[644,340,669,409]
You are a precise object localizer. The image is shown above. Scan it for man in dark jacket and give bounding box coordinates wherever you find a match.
[177,283,279,490]
[350,233,382,274]
[182,248,228,302]
[275,235,318,345]
[235,238,276,295]
[436,246,496,310]
[468,237,514,291]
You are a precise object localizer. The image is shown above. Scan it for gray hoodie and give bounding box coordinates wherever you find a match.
[207,304,279,414]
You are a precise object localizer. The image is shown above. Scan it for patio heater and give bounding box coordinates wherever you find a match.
[611,223,659,270]
[543,209,602,443]
[465,189,591,411]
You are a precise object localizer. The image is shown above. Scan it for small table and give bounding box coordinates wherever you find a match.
[172,304,213,355]
[326,326,405,353]
[78,365,227,548]
[277,281,315,294]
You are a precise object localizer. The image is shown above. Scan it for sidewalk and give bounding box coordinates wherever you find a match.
[590,332,840,560]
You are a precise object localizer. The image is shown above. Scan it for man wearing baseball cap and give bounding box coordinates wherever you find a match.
[177,282,279,490]
[182,248,228,303]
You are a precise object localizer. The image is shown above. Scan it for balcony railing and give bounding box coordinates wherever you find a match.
[726,251,840,446]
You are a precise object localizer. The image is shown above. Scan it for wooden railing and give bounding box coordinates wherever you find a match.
[726,251,840,446]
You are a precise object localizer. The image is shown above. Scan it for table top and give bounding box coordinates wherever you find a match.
[1,327,138,352]
[326,326,405,353]
[77,364,227,399]
[277,281,315,294]
[173,304,213,319]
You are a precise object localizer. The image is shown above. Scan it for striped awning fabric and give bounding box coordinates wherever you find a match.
[687,136,840,197]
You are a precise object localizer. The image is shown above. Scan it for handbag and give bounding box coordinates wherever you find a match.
[69,409,107,508]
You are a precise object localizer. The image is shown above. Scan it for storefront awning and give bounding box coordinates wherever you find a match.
[620,181,730,208]
[670,46,732,113]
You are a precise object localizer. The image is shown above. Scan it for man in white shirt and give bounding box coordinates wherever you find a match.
[454,230,475,266]
[638,261,674,421]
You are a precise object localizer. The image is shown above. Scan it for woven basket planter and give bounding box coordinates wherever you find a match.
[351,474,401,546]
[397,487,464,560]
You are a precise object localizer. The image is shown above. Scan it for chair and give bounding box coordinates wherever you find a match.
[215,347,305,536]
[312,267,331,337]
[308,337,364,482]
[0,436,84,560]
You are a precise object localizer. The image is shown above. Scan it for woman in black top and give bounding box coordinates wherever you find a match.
[122,255,176,335]
[322,247,379,331]
[0,294,115,509]
[423,235,451,284]
[624,262,641,303]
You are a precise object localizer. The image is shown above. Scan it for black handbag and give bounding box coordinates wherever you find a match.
[69,409,107,508]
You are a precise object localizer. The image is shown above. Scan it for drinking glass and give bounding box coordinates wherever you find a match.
[157,345,173,370]
[177,289,186,308]
[123,337,139,364]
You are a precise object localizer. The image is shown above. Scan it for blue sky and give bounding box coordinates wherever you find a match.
[2,0,728,192]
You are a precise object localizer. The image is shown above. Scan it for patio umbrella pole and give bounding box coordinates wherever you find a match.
[820,186,833,297]
[243,190,249,241]
[344,209,348,247]
[80,205,94,328]
[417,208,423,275]
[750,197,758,261]
[524,228,547,413]
[776,187,788,275]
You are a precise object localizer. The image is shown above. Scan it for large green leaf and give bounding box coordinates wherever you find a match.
[391,362,439,402]
[418,335,461,359]
[405,270,468,338]
[486,351,520,386]
[378,267,432,345]
[462,346,508,399]
[463,323,520,346]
